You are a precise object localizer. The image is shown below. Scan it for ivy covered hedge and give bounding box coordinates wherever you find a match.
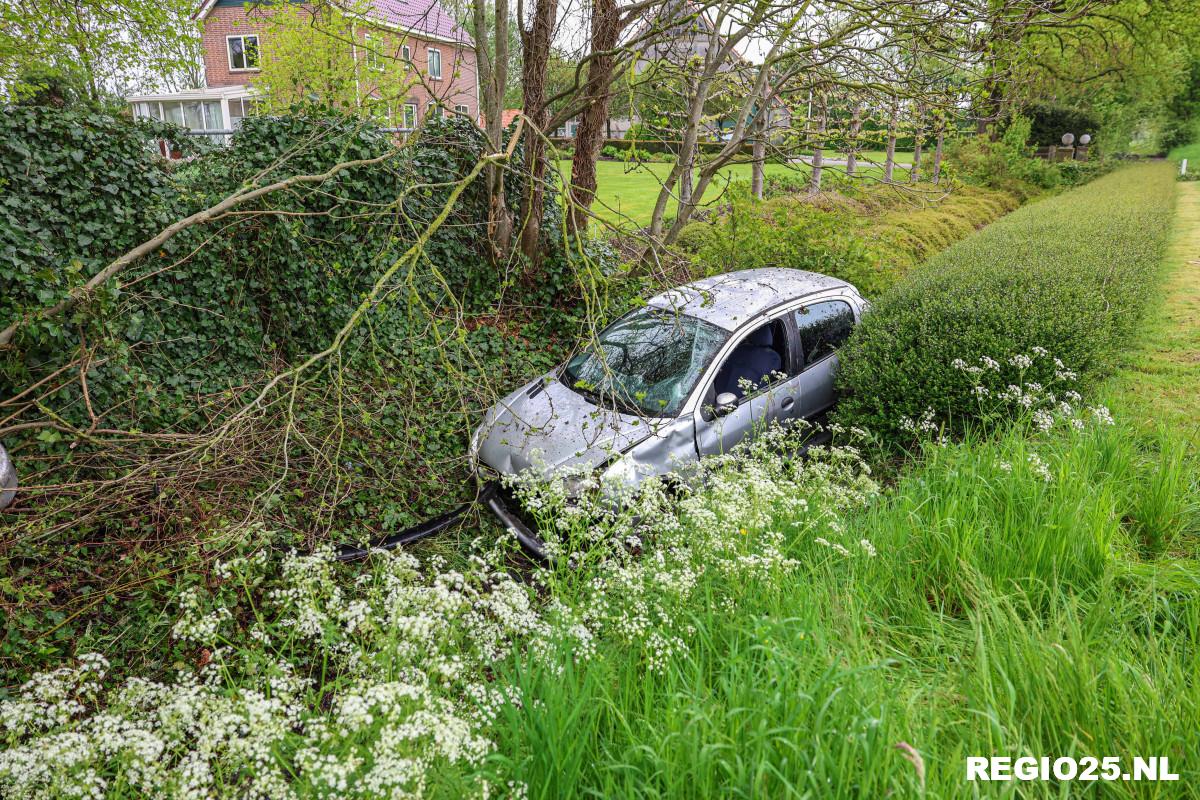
[834,162,1176,446]
[0,106,584,432]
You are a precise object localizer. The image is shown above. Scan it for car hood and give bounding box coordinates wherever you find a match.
[475,374,663,477]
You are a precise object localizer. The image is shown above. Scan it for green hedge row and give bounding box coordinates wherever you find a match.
[835,162,1177,445]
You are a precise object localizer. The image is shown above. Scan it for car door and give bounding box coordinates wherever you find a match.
[792,298,857,420]
[693,317,800,457]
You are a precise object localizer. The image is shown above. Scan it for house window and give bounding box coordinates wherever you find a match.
[402,103,417,130]
[454,104,469,118]
[229,97,259,129]
[427,47,442,79]
[365,35,383,71]
[227,35,260,71]
[401,44,410,62]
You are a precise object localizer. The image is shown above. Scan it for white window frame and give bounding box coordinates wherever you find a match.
[454,104,469,117]
[402,103,417,130]
[364,35,383,71]
[401,44,411,62]
[427,47,442,80]
[227,34,261,72]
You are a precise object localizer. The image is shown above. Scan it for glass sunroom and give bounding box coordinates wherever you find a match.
[127,86,260,149]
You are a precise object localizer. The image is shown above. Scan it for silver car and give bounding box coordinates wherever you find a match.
[0,444,15,511]
[470,268,868,557]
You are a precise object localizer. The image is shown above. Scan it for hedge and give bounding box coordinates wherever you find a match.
[679,182,1021,298]
[835,162,1177,445]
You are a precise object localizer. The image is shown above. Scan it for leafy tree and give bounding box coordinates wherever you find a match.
[0,0,201,102]
[252,0,420,118]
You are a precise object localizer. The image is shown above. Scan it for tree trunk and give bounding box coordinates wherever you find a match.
[909,104,924,184]
[883,100,898,183]
[750,116,766,200]
[845,100,862,177]
[567,0,620,234]
[473,0,512,259]
[679,142,695,209]
[809,90,826,194]
[517,0,558,265]
[931,122,945,185]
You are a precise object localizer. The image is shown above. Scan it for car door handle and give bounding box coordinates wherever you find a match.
[781,397,794,410]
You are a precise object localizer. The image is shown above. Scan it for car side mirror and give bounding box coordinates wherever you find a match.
[714,392,738,417]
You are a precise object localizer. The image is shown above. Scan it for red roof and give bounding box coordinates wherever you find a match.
[367,0,472,44]
[196,0,472,45]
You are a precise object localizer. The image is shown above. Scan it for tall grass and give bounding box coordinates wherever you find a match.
[488,421,1200,798]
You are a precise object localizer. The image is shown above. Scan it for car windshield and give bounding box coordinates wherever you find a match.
[563,307,729,416]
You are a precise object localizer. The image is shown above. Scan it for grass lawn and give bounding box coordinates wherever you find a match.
[1105,179,1200,443]
[558,150,914,227]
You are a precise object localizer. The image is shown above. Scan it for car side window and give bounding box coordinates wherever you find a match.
[793,300,854,368]
[710,319,788,400]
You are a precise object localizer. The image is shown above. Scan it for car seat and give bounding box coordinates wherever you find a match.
[714,325,782,398]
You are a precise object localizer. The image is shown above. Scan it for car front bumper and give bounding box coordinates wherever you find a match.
[0,447,16,510]
[475,477,553,564]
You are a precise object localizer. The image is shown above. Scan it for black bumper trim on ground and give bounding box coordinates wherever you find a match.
[332,480,552,564]
[334,498,474,562]
[481,481,553,563]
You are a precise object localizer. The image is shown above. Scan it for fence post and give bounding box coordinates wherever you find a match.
[1183,159,1189,176]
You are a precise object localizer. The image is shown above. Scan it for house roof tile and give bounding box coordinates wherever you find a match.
[196,0,472,46]
[367,0,472,44]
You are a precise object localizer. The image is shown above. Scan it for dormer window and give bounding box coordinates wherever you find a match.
[427,47,442,80]
[227,34,260,71]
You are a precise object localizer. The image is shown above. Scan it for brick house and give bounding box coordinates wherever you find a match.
[128,0,478,138]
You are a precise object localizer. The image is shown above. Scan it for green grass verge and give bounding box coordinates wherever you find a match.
[493,420,1200,797]
[1104,180,1200,444]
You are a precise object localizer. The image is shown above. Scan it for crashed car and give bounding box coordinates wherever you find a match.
[469,268,868,557]
[0,444,15,511]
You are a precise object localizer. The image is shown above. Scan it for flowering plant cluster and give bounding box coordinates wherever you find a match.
[900,349,1114,446]
[0,422,880,799]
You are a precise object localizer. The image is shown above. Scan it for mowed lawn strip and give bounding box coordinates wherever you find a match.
[557,153,914,227]
[1105,179,1200,443]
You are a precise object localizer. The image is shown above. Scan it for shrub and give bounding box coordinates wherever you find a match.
[946,116,1067,198]
[1021,102,1100,147]
[683,182,1020,297]
[834,162,1176,446]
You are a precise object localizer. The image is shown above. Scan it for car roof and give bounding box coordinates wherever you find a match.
[646,268,855,331]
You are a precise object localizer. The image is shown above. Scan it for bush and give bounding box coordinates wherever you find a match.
[1054,158,1115,186]
[834,163,1176,446]
[683,182,1020,297]
[946,116,1066,198]
[1021,102,1100,147]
